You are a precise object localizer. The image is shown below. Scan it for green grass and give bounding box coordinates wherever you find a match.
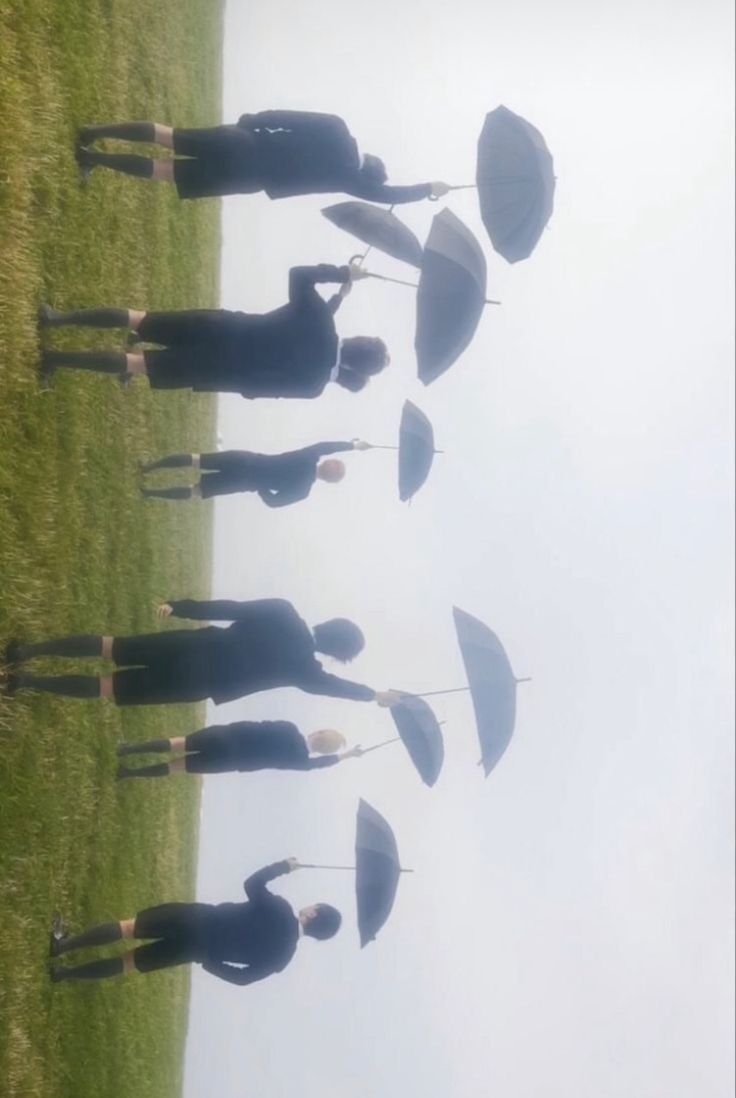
[0,2,223,1095]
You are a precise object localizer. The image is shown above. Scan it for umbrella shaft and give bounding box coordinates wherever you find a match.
[300,863,413,873]
[362,738,401,754]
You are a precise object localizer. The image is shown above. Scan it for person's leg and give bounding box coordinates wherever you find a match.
[140,453,196,473]
[79,122,174,148]
[50,918,127,956]
[76,147,175,182]
[13,635,105,661]
[140,486,195,501]
[49,917,140,982]
[41,350,147,382]
[117,757,191,780]
[117,736,183,757]
[9,673,103,699]
[38,306,146,331]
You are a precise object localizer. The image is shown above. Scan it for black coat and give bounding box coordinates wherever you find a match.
[237,110,433,204]
[190,264,348,399]
[168,597,376,705]
[201,861,300,985]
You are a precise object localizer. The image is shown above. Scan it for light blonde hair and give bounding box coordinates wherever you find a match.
[307,729,347,755]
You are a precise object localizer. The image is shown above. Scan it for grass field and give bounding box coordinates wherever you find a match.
[0,2,223,1096]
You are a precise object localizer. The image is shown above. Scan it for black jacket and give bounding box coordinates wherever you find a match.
[237,110,433,204]
[168,597,376,705]
[202,861,300,985]
[192,265,349,399]
[250,441,354,507]
[201,720,341,771]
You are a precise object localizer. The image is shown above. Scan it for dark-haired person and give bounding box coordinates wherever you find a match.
[5,598,405,709]
[75,110,451,204]
[49,858,340,985]
[38,263,389,397]
[117,724,363,781]
[139,439,372,506]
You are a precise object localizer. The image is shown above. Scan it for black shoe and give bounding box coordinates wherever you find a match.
[4,639,22,666]
[38,304,61,329]
[75,145,93,184]
[48,965,66,983]
[77,127,94,147]
[116,765,131,780]
[38,351,56,390]
[2,672,19,698]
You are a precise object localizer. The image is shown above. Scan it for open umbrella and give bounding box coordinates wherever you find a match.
[477,105,555,263]
[301,799,411,947]
[362,695,445,786]
[366,400,441,501]
[321,201,424,268]
[415,209,490,385]
[396,606,529,777]
[442,106,555,263]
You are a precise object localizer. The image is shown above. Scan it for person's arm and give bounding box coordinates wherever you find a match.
[298,666,377,702]
[346,178,434,205]
[303,746,362,769]
[167,598,289,622]
[302,441,356,460]
[243,858,293,899]
[201,959,271,986]
[288,264,350,306]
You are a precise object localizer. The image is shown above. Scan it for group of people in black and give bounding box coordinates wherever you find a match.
[6,109,447,989]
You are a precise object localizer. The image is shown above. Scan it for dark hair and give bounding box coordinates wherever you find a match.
[304,903,342,941]
[334,367,368,393]
[339,336,388,378]
[360,154,388,184]
[313,618,365,662]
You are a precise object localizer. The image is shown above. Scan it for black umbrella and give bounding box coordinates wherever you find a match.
[362,695,445,786]
[415,209,491,385]
[359,211,499,384]
[396,606,529,777]
[301,799,411,947]
[365,399,441,501]
[476,105,555,264]
[321,201,424,268]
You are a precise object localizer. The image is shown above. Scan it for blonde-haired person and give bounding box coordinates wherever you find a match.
[116,720,363,781]
[139,439,372,508]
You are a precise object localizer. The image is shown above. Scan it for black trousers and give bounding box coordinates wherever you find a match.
[171,126,263,199]
[133,902,213,971]
[111,632,212,706]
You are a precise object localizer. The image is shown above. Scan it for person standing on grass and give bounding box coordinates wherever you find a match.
[3,597,405,710]
[49,858,340,985]
[74,110,451,204]
[37,262,389,397]
[139,438,372,507]
[116,723,363,781]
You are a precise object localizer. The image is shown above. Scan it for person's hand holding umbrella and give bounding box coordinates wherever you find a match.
[286,857,301,872]
[351,439,373,451]
[374,689,405,708]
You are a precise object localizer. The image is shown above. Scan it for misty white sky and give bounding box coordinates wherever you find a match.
[182,2,734,1096]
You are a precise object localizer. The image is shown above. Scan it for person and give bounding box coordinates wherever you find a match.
[74,111,451,204]
[48,858,340,985]
[139,439,372,506]
[3,597,405,709]
[116,723,363,780]
[38,263,389,398]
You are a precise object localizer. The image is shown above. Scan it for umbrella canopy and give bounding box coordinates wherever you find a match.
[356,798,405,947]
[399,400,437,501]
[389,695,444,786]
[477,105,555,263]
[415,209,488,386]
[321,201,424,268]
[452,606,519,776]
